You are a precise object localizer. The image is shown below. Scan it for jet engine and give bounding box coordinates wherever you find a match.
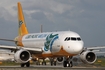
[57,57,64,63]
[14,49,31,63]
[79,51,97,64]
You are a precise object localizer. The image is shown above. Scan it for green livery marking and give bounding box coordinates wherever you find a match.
[44,33,59,51]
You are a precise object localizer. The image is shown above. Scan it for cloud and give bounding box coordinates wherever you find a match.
[0,0,105,47]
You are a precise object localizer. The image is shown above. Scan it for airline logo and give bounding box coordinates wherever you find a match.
[25,34,48,39]
[44,34,59,51]
[19,20,23,27]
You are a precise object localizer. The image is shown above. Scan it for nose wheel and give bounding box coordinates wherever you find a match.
[63,61,73,67]
[63,57,73,67]
[69,61,73,67]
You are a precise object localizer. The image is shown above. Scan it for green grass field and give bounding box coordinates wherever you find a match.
[0,61,19,66]
[94,58,105,67]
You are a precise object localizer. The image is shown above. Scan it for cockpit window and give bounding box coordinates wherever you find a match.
[67,37,70,41]
[64,37,70,41]
[64,37,81,41]
[64,37,68,41]
[71,37,76,41]
[77,37,81,41]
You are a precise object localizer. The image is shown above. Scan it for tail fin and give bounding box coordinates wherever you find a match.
[18,2,28,36]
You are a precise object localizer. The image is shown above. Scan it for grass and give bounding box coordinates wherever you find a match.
[94,58,105,67]
[0,61,19,66]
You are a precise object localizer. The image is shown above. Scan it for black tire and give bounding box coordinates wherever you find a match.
[68,63,70,67]
[42,62,46,65]
[51,61,53,66]
[63,61,67,67]
[42,62,43,65]
[26,63,30,67]
[54,61,56,66]
[26,61,30,67]
[70,61,73,67]
[26,64,30,67]
[44,62,46,65]
[21,63,25,67]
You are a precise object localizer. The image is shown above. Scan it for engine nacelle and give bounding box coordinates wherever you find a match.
[14,49,31,63]
[57,57,64,63]
[79,51,97,64]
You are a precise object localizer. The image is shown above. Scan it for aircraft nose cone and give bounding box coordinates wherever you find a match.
[73,43,83,54]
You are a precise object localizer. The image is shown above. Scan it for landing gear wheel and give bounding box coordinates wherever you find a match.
[63,61,73,67]
[67,63,70,67]
[42,59,46,65]
[54,61,56,66]
[50,61,53,66]
[50,58,57,66]
[21,63,25,67]
[42,61,46,65]
[36,61,40,65]
[63,61,67,67]
[70,61,73,67]
[26,61,30,67]
[45,62,46,65]
[20,61,30,67]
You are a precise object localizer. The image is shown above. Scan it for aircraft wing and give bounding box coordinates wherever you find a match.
[0,45,42,53]
[86,46,105,51]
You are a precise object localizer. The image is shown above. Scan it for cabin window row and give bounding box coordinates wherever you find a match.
[64,37,81,41]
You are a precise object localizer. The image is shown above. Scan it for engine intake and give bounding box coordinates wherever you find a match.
[79,51,97,64]
[86,52,95,62]
[14,49,31,63]
[20,51,30,61]
[57,57,64,63]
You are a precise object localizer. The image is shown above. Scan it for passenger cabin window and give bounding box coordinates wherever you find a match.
[64,37,81,41]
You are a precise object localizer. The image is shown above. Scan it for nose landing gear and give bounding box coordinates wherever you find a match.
[63,57,73,67]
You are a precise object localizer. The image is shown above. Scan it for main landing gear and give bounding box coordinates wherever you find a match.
[21,61,30,67]
[42,59,46,65]
[63,57,73,67]
[50,58,57,66]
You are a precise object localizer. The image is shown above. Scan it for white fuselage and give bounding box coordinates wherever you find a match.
[22,31,84,56]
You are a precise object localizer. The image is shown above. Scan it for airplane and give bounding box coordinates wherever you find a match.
[0,2,104,67]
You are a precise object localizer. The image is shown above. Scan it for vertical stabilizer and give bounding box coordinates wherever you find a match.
[18,2,28,36]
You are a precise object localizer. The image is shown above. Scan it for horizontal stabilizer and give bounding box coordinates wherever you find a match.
[0,38,15,42]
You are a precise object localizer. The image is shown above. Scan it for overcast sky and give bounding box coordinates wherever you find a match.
[0,0,105,47]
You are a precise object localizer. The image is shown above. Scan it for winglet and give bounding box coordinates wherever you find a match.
[18,2,28,36]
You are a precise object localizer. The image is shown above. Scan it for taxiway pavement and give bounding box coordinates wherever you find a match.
[0,65,104,70]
